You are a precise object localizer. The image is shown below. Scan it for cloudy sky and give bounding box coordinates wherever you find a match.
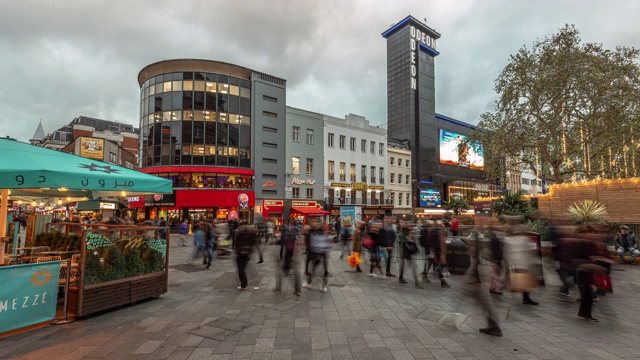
[1,0,638,142]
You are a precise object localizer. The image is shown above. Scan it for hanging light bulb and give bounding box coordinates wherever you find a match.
[39,201,45,207]
[57,199,63,205]
[121,191,127,197]
[31,201,37,207]
[67,197,71,201]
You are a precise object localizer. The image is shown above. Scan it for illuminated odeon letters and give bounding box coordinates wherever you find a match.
[409,25,437,90]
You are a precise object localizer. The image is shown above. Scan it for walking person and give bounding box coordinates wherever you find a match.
[352,221,366,273]
[339,217,354,260]
[265,220,275,244]
[178,219,189,247]
[190,223,207,266]
[429,221,450,288]
[234,221,256,290]
[204,222,216,269]
[398,221,421,287]
[379,217,397,277]
[303,221,332,292]
[367,220,385,277]
[419,220,435,280]
[276,220,302,295]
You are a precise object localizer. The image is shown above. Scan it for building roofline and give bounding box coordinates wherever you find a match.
[435,113,478,130]
[381,15,441,39]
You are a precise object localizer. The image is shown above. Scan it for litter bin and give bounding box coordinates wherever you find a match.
[445,237,471,274]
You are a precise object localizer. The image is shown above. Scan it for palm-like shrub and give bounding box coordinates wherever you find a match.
[567,200,608,225]
[443,197,470,216]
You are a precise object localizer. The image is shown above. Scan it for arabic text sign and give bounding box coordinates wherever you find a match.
[0,261,61,333]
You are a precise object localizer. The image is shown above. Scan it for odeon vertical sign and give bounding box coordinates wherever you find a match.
[409,25,438,90]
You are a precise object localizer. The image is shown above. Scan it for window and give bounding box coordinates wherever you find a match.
[306,188,314,199]
[361,165,367,182]
[306,158,313,176]
[339,135,346,149]
[405,159,410,167]
[328,161,335,180]
[406,193,410,206]
[262,158,277,164]
[379,143,384,155]
[398,174,403,184]
[292,126,300,142]
[263,95,277,102]
[292,156,300,175]
[361,139,366,152]
[350,163,356,182]
[379,168,384,184]
[263,174,277,179]
[109,152,117,163]
[406,176,409,185]
[328,133,334,147]
[292,187,300,199]
[390,157,395,166]
[398,158,402,166]
[522,178,530,185]
[399,193,403,206]
[390,192,395,204]
[306,129,314,144]
[370,166,376,183]
[262,111,277,118]
[350,137,356,151]
[390,173,395,184]
[262,142,277,148]
[263,126,277,133]
[339,162,346,181]
[370,141,376,153]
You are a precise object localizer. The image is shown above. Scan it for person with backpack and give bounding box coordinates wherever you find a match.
[398,221,421,287]
[234,221,256,290]
[303,220,331,292]
[276,219,302,295]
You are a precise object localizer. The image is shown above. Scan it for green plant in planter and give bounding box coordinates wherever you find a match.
[567,200,608,225]
[51,231,65,250]
[84,252,105,285]
[35,232,52,248]
[123,247,145,277]
[142,247,165,274]
[66,233,81,252]
[103,246,127,281]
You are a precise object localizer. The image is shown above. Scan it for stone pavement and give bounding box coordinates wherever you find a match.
[2,236,640,360]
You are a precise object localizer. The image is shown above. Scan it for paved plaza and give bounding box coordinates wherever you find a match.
[2,236,640,360]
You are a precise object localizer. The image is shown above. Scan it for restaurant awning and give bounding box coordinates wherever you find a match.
[291,207,330,216]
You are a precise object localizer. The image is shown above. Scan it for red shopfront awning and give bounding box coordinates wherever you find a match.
[291,207,330,216]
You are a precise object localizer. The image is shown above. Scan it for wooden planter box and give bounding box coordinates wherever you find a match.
[77,272,167,317]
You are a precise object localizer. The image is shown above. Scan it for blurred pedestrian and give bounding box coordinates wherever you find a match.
[276,219,301,295]
[178,219,189,247]
[352,221,365,273]
[339,217,354,260]
[398,221,421,287]
[303,221,332,292]
[379,217,397,277]
[429,221,450,288]
[234,221,256,290]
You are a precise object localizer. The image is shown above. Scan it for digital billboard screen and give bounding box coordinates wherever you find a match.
[439,130,484,170]
[419,189,441,208]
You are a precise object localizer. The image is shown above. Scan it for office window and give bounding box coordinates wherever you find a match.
[370,141,375,153]
[405,159,410,167]
[398,174,402,184]
[397,158,402,166]
[370,166,376,183]
[306,158,314,176]
[292,126,300,142]
[306,188,314,199]
[379,168,384,184]
[361,165,367,182]
[328,161,335,180]
[390,173,395,184]
[399,193,403,206]
[339,162,346,181]
[390,157,394,166]
[339,135,346,149]
[390,192,395,204]
[328,133,334,147]
[263,95,277,102]
[306,129,314,144]
[292,156,300,175]
[350,137,356,151]
[379,143,384,155]
[263,111,277,118]
[406,176,410,185]
[406,193,410,206]
[522,178,530,185]
[350,163,356,182]
[361,139,366,152]
[292,187,300,199]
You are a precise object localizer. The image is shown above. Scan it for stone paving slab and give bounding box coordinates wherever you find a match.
[2,236,640,359]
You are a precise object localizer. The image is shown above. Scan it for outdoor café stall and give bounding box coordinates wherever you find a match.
[0,138,172,335]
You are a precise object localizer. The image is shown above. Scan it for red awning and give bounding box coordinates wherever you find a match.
[291,207,329,216]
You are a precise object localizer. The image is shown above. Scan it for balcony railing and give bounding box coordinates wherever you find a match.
[324,197,394,206]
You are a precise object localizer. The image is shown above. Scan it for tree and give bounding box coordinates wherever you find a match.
[491,191,534,217]
[470,25,640,184]
[443,196,469,216]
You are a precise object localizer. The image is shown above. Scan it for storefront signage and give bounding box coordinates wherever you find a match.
[369,186,384,190]
[292,201,318,208]
[474,202,492,217]
[0,262,61,333]
[285,186,292,192]
[409,25,437,90]
[79,137,105,160]
[99,202,116,209]
[145,193,176,207]
[351,182,368,191]
[331,183,350,188]
[238,193,249,209]
[126,196,140,203]
[291,178,316,185]
[264,200,284,207]
[262,180,276,187]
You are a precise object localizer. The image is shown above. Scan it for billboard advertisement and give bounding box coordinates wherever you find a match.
[439,130,484,170]
[340,206,362,223]
[79,137,105,160]
[419,189,441,208]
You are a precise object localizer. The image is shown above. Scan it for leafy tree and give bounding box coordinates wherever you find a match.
[491,191,535,217]
[471,24,640,184]
[443,196,470,216]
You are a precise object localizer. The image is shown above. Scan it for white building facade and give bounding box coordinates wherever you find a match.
[323,114,390,220]
[387,140,412,216]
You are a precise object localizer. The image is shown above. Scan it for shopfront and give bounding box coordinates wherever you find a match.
[259,200,284,226]
[289,201,329,224]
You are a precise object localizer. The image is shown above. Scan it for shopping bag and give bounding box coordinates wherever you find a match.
[592,273,613,293]
[362,235,375,250]
[507,270,537,292]
[347,252,361,267]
